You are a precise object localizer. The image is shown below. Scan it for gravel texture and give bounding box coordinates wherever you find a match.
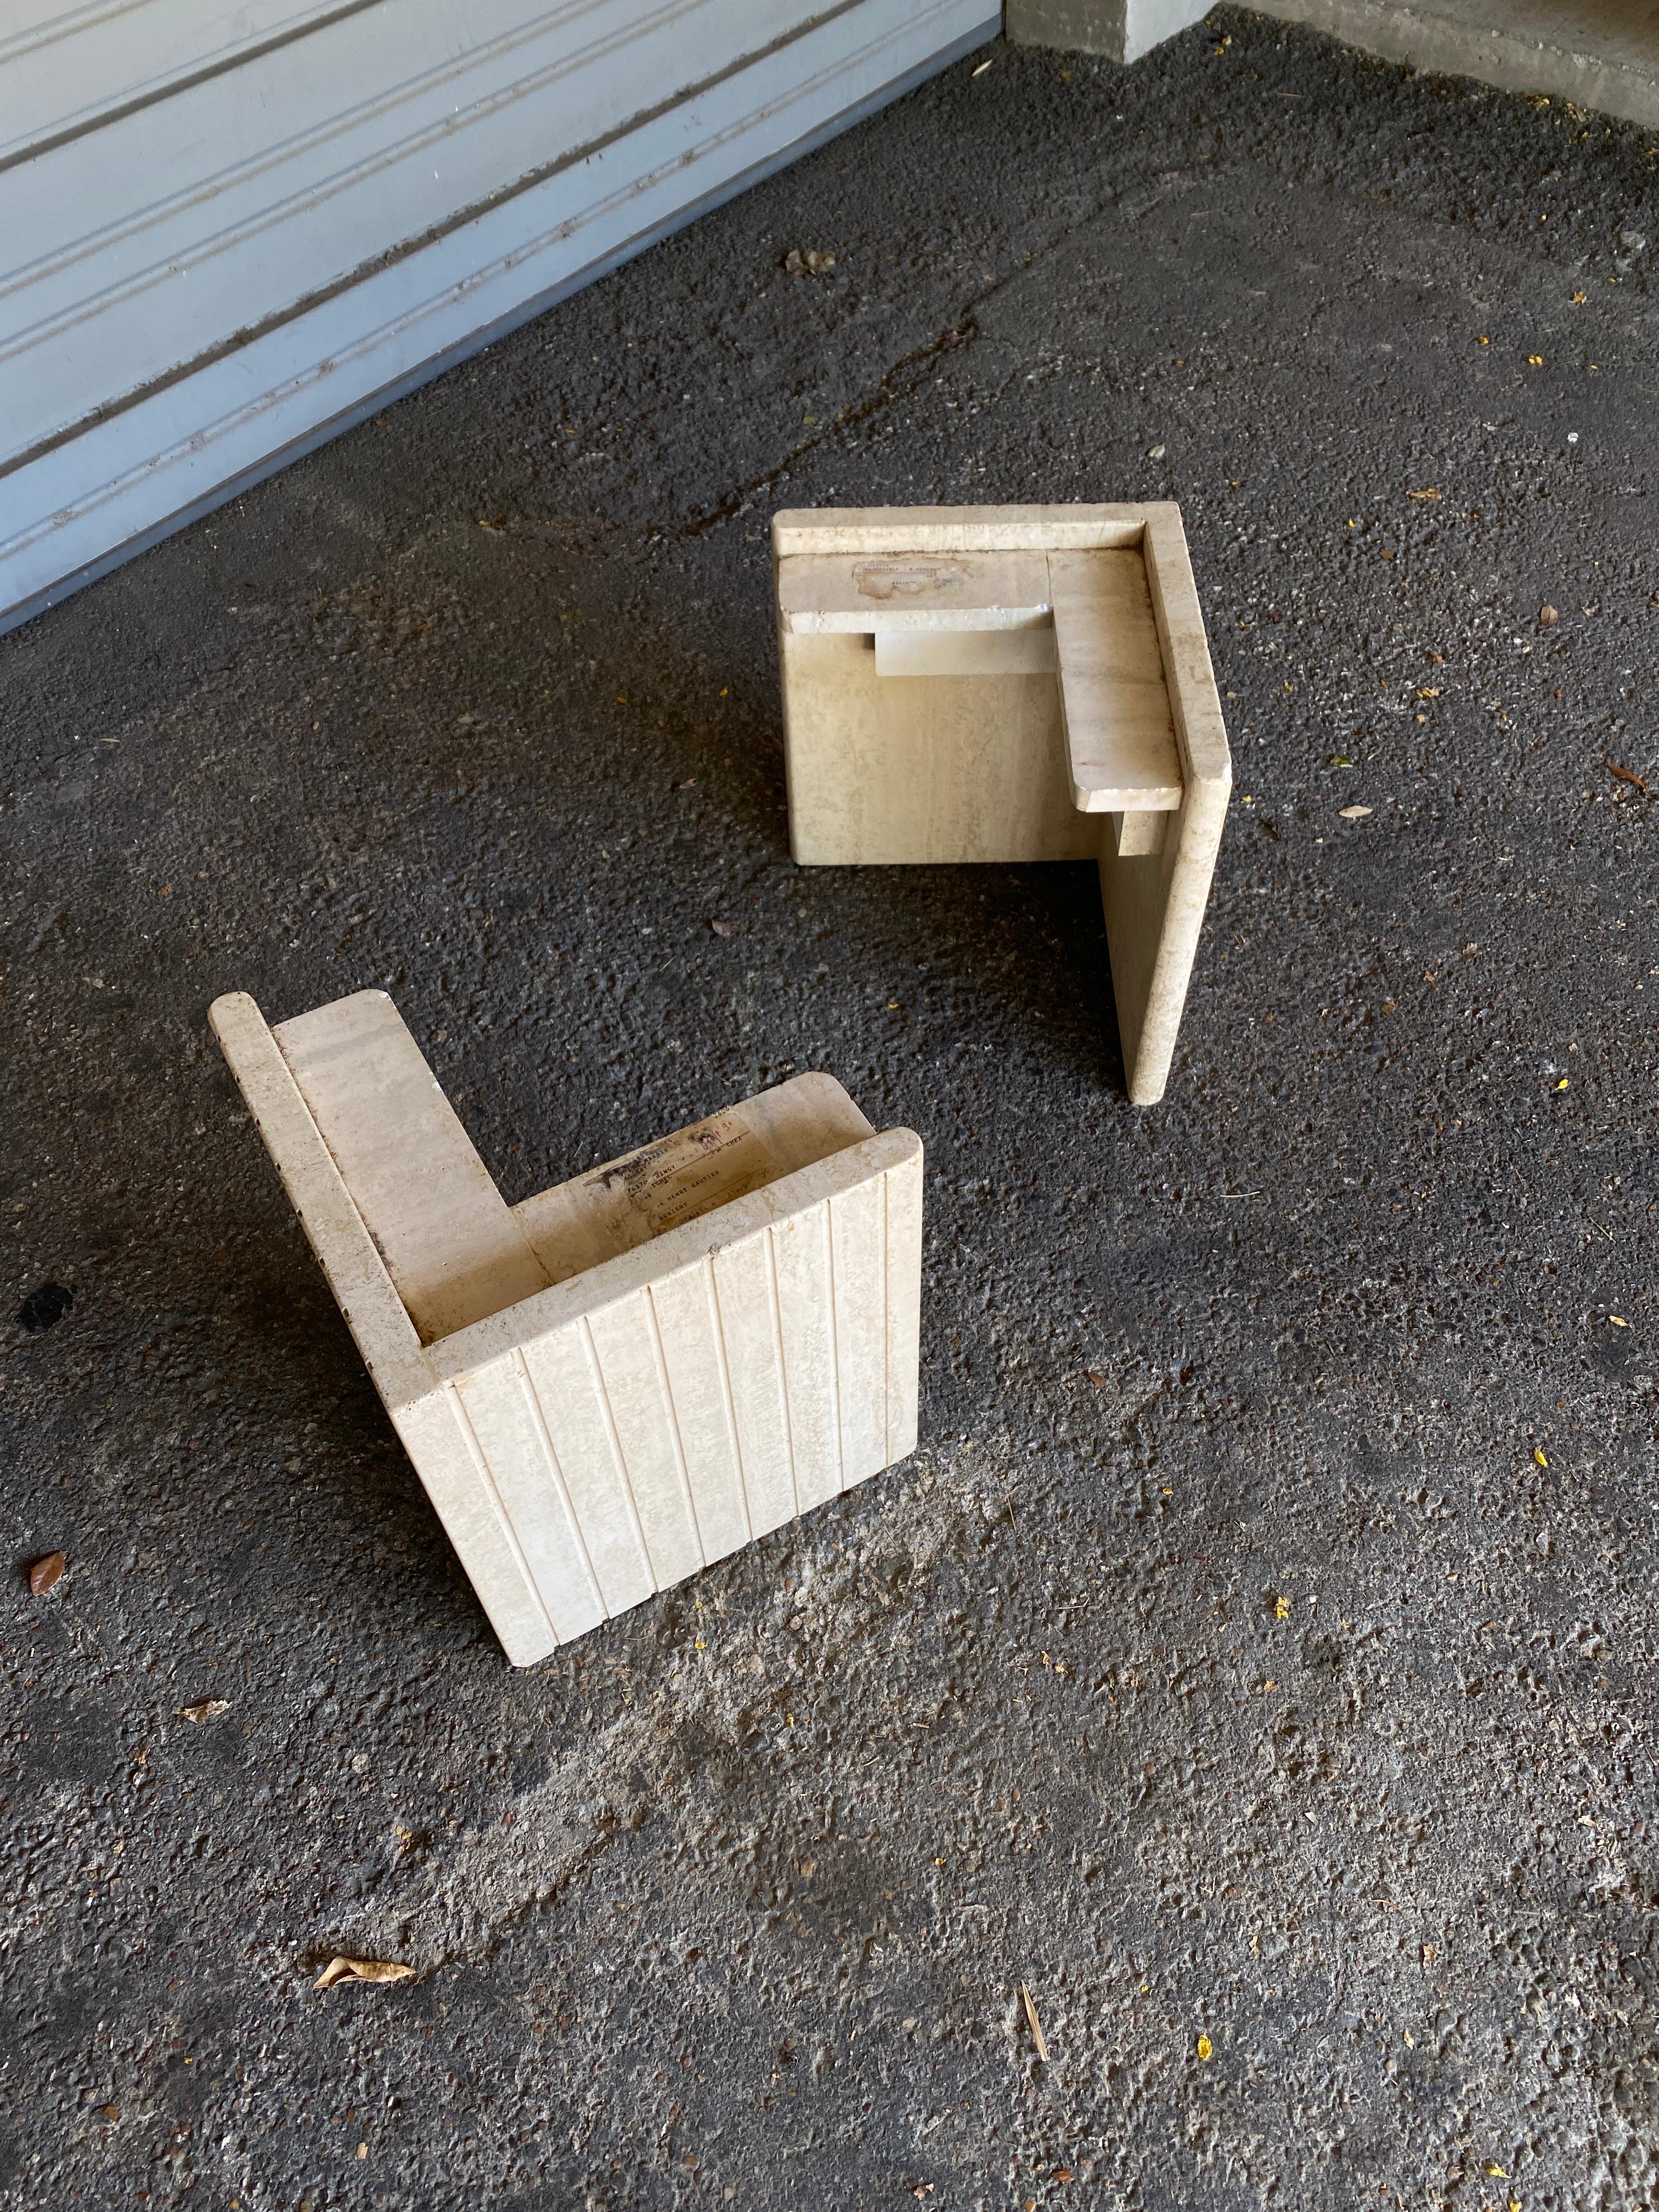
[3,12,1657,2207]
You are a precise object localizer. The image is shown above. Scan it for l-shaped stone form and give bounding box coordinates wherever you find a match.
[774,503,1231,1105]
[211,989,923,1666]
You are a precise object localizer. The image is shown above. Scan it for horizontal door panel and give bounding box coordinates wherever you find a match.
[3,0,804,460]
[0,0,996,629]
[0,0,375,167]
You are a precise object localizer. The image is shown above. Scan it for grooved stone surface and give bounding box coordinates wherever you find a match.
[2,13,1658,2208]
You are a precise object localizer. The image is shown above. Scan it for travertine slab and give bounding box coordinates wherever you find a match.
[211,990,923,1667]
[775,503,1231,1104]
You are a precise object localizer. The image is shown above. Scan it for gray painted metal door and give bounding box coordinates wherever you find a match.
[0,0,997,633]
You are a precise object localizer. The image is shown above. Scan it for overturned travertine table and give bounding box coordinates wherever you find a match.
[211,989,923,1666]
[775,503,1231,1105]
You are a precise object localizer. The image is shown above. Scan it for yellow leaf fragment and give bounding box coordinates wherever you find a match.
[1610,1315,1629,1327]
[1555,1078,1568,1091]
[1534,1448,1549,1468]
[1197,2033,1214,2061]
[314,1957,417,1990]
[1485,2164,1508,2179]
[1273,1595,1290,1620]
[1407,488,1441,500]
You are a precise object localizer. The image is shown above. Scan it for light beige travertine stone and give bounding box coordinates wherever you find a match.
[211,990,923,1667]
[774,503,1231,1105]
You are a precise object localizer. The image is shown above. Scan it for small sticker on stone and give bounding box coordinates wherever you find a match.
[590,1110,779,1239]
[852,560,968,602]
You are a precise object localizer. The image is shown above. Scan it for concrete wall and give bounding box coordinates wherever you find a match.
[1008,0,1659,132]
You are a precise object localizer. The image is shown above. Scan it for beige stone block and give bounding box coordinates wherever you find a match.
[210,990,923,1666]
[774,503,1231,1105]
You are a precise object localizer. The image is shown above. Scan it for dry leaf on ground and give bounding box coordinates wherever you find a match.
[1407,488,1441,500]
[179,1699,229,1723]
[315,1957,417,1990]
[1538,603,1559,625]
[1339,804,1372,819]
[708,918,732,937]
[783,249,836,276]
[1607,759,1647,791]
[29,1551,66,1594]
[1020,1983,1049,2061]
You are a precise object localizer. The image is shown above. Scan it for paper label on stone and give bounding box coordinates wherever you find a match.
[588,1110,777,1237]
[853,558,968,601]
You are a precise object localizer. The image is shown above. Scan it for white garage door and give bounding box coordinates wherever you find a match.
[0,0,997,634]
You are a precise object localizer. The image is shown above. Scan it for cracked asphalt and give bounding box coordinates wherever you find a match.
[3,10,1658,2207]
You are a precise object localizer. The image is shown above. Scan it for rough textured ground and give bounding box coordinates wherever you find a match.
[3,12,1658,2207]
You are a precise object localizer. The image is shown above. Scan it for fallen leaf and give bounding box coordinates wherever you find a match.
[357,2142,369,2160]
[1052,2169,1074,2183]
[1197,2033,1214,2061]
[971,57,991,75]
[783,248,836,276]
[1485,2165,1508,2180]
[314,1957,416,1990]
[1555,1079,1568,1092]
[1408,488,1441,500]
[1085,1370,1110,1386]
[1417,687,1440,697]
[1328,753,1353,767]
[1477,334,1489,344]
[178,1700,229,1723]
[1528,354,1543,366]
[1272,1595,1290,1620]
[1147,443,1166,460]
[1538,603,1559,625]
[1607,759,1647,791]
[1534,1448,1549,1468]
[709,918,733,937]
[1572,290,1587,303]
[1610,1315,1629,1327]
[1020,1983,1049,2062]
[1339,804,1373,819]
[912,2188,933,2201]
[29,1551,66,1595]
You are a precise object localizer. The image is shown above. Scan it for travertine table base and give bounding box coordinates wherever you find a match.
[211,989,923,1666]
[775,503,1231,1105]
